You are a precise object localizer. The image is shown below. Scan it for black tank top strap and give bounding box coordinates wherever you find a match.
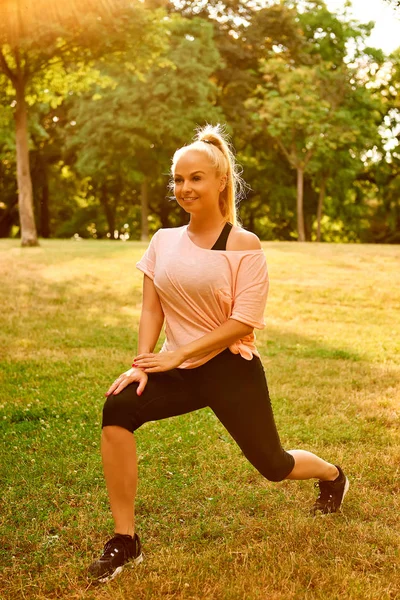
[211,222,233,251]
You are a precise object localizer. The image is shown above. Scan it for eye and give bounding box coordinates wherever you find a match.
[192,176,201,181]
[174,178,183,184]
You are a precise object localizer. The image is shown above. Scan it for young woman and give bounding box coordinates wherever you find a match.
[88,125,349,583]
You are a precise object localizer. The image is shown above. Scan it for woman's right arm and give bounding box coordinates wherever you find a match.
[137,274,164,354]
[105,275,164,397]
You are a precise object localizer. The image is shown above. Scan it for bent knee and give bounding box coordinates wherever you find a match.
[251,451,295,482]
[264,467,288,483]
[102,384,139,432]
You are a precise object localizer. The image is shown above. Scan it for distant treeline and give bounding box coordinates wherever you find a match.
[0,0,399,243]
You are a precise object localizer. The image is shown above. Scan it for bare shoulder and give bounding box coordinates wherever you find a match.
[228,227,262,251]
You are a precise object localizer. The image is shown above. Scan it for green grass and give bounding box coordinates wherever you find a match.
[0,239,399,600]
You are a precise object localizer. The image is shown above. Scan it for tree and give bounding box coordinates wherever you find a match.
[247,59,347,240]
[168,0,259,24]
[0,0,163,245]
[243,0,386,242]
[361,47,400,243]
[65,14,223,240]
[306,54,383,242]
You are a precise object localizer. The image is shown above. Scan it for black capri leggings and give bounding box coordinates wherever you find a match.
[102,349,295,482]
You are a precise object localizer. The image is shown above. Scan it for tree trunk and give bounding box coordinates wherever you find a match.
[100,184,115,236]
[140,177,149,242]
[296,167,306,242]
[316,177,327,242]
[14,75,39,246]
[40,157,50,238]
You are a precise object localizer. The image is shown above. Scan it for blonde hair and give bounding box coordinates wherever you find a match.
[171,124,246,227]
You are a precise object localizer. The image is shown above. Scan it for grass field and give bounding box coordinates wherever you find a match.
[0,238,399,600]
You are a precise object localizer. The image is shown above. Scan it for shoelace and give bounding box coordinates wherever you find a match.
[101,536,132,561]
[314,481,334,505]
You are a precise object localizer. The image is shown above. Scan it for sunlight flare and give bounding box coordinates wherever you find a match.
[0,0,132,44]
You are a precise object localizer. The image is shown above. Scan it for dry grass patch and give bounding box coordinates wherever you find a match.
[0,239,399,600]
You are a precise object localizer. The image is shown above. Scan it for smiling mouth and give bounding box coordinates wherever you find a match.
[182,197,198,201]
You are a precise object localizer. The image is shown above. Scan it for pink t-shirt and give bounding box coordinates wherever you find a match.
[136,225,269,369]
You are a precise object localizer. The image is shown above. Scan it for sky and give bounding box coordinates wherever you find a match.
[325,0,400,54]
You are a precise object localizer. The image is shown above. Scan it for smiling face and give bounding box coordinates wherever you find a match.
[173,150,227,217]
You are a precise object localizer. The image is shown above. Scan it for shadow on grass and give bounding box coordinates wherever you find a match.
[261,326,361,362]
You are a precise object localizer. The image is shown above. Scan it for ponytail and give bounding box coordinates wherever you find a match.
[172,124,246,227]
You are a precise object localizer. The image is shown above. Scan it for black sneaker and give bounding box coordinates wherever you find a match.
[311,465,349,515]
[88,533,143,583]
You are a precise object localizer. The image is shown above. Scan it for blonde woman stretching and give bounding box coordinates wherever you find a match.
[88,125,349,583]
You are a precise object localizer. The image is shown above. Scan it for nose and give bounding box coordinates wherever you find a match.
[181,179,192,194]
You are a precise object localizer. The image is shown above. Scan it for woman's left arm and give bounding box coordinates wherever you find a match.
[133,319,253,372]
[133,229,263,373]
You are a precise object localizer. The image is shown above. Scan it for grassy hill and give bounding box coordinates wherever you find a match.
[0,239,399,600]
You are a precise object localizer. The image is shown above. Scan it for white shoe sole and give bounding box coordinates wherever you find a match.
[97,553,144,584]
[340,477,350,508]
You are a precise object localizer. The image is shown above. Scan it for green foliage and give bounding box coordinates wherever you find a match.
[0,2,169,240]
[243,1,387,241]
[247,59,336,167]
[1,0,400,242]
[62,13,223,238]
[0,77,17,237]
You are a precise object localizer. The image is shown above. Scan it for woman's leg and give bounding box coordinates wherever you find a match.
[101,426,137,537]
[203,352,343,482]
[100,369,206,537]
[205,353,295,482]
[285,450,349,515]
[285,450,338,481]
[89,369,207,581]
[202,351,348,513]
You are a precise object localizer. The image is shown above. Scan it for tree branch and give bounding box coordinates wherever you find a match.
[276,138,292,165]
[0,48,17,84]
[30,40,92,76]
[304,146,314,167]
[20,48,31,80]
